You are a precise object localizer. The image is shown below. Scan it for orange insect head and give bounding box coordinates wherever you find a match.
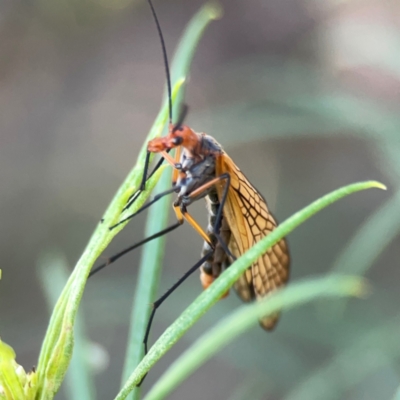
[147,124,199,153]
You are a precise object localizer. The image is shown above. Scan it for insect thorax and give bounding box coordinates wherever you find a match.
[176,133,223,205]
[199,133,224,156]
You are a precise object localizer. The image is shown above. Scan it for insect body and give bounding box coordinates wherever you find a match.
[147,125,290,329]
[90,0,291,370]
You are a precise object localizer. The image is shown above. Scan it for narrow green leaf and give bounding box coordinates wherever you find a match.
[37,252,95,400]
[0,340,25,400]
[142,275,367,400]
[115,180,385,399]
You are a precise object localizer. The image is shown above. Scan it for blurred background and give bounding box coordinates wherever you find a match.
[1,0,400,399]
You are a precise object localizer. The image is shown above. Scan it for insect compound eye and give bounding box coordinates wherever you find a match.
[171,136,183,145]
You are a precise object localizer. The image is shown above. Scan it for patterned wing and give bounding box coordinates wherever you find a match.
[216,152,290,330]
[229,236,255,302]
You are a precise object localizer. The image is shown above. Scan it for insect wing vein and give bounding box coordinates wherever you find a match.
[215,152,290,330]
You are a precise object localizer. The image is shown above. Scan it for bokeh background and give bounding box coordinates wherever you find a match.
[1,0,400,399]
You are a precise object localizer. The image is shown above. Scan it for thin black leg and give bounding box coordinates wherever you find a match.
[123,151,152,212]
[137,250,213,387]
[147,155,166,182]
[140,151,153,190]
[142,250,214,354]
[123,149,175,212]
[110,185,180,230]
[89,221,182,277]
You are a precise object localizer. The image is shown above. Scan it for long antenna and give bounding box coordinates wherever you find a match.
[147,0,173,124]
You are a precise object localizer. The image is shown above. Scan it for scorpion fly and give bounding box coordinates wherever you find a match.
[90,0,290,358]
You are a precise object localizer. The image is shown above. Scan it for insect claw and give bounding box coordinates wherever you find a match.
[136,373,147,387]
[109,221,122,230]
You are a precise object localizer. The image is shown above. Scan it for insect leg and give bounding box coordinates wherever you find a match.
[93,185,187,276]
[142,250,214,354]
[93,181,185,276]
[185,174,236,261]
[179,207,214,248]
[136,249,213,387]
[123,151,159,212]
[122,142,182,215]
[171,145,181,187]
[179,202,233,262]
[110,185,180,230]
[89,220,182,277]
[122,101,188,213]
